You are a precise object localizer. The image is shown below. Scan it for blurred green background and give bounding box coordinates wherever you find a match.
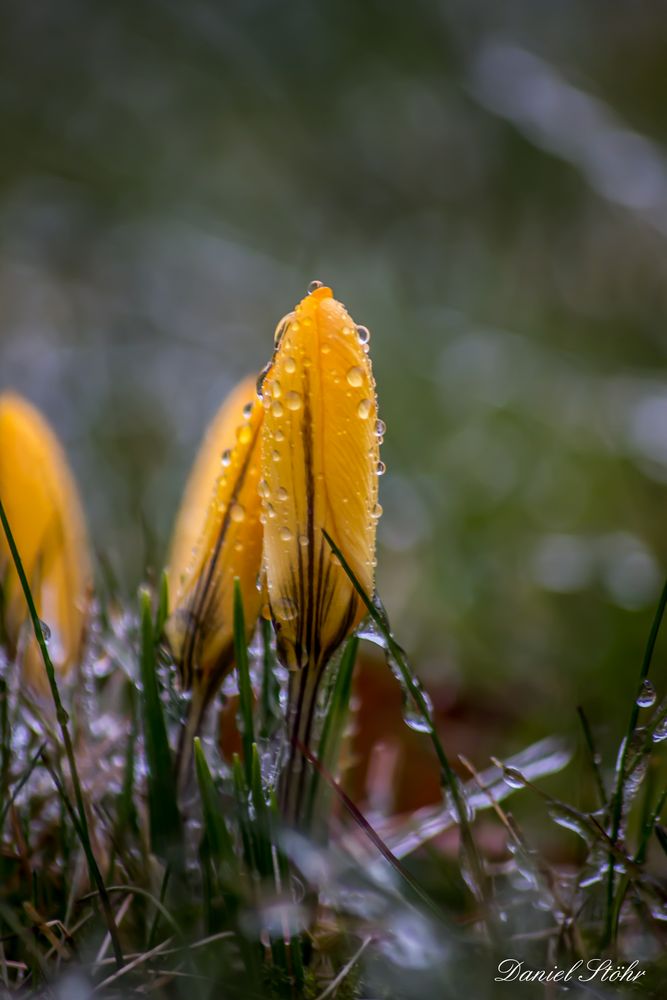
[2,1,667,756]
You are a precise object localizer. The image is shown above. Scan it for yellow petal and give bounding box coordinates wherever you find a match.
[260,285,380,675]
[166,375,264,705]
[0,392,91,691]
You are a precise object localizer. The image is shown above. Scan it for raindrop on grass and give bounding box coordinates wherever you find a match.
[502,766,527,790]
[652,717,667,743]
[39,620,51,641]
[637,679,657,708]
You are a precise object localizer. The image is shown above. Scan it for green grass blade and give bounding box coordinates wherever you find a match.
[305,636,358,835]
[604,576,667,947]
[259,617,280,740]
[233,579,254,784]
[138,588,182,864]
[0,496,125,969]
[322,528,486,904]
[194,737,237,870]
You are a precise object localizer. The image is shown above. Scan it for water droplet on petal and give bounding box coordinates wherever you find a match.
[371,503,383,519]
[284,356,297,374]
[376,460,386,476]
[280,526,293,542]
[277,486,288,501]
[258,479,270,499]
[299,534,309,547]
[221,449,232,468]
[274,313,293,345]
[242,401,253,420]
[376,419,386,437]
[271,400,284,418]
[285,391,302,411]
[237,424,252,444]
[230,503,245,523]
[347,366,364,387]
[356,325,370,344]
[308,279,324,295]
[357,398,372,420]
[275,428,285,442]
[637,679,656,708]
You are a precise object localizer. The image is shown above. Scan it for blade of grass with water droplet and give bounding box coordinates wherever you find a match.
[259,617,280,740]
[138,588,182,865]
[604,576,667,948]
[322,528,486,904]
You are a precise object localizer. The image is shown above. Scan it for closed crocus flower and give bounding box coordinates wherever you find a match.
[259,283,382,816]
[0,392,91,692]
[166,375,264,723]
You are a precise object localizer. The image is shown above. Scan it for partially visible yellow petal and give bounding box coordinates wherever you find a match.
[0,392,91,692]
[260,285,380,675]
[166,375,264,706]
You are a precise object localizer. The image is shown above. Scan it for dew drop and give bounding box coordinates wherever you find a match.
[242,401,253,420]
[274,313,293,345]
[402,690,433,733]
[356,325,370,344]
[275,428,285,442]
[39,620,51,641]
[637,679,657,709]
[371,503,383,519]
[258,479,270,499]
[271,400,284,418]
[347,366,364,388]
[502,766,527,790]
[376,419,386,437]
[230,503,245,523]
[221,448,232,468]
[285,391,302,411]
[272,380,282,399]
[298,534,309,547]
[308,279,324,294]
[357,398,372,420]
[284,356,297,374]
[237,424,252,445]
[280,526,293,542]
[277,486,288,501]
[652,718,667,743]
[376,460,386,476]
[272,449,281,463]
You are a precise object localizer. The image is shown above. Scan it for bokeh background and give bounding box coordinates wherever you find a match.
[3,1,667,772]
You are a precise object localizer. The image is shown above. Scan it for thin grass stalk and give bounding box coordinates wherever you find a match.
[0,497,124,969]
[233,580,255,785]
[603,576,667,948]
[322,528,486,904]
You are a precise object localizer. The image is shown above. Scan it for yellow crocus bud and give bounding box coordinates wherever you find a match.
[166,375,264,716]
[0,392,91,692]
[259,284,381,815]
